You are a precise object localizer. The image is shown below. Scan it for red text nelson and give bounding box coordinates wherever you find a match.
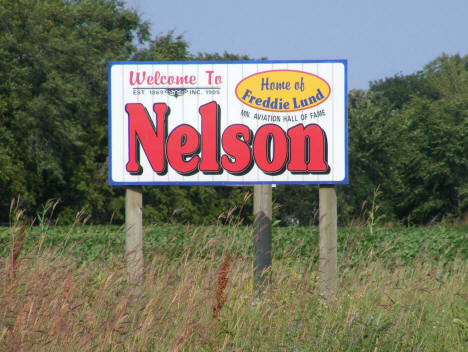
[125,101,330,176]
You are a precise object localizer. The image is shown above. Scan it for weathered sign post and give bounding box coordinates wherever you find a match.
[125,186,143,294]
[108,60,347,297]
[319,185,337,298]
[253,184,272,294]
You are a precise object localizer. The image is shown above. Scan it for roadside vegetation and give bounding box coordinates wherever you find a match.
[1,210,466,351]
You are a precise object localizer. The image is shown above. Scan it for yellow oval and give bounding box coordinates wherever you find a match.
[235,70,330,113]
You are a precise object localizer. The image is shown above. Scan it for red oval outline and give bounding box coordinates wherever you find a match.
[235,69,331,112]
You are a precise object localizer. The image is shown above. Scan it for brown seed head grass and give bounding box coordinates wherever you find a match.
[213,252,231,320]
[10,222,27,280]
[1,220,467,351]
[212,252,231,352]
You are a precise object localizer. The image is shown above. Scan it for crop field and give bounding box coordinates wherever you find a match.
[0,222,467,351]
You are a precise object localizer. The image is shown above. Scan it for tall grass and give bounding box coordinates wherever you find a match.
[0,222,467,351]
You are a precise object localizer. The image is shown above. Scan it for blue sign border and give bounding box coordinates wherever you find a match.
[108,60,348,186]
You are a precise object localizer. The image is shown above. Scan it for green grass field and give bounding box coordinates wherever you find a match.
[1,223,467,351]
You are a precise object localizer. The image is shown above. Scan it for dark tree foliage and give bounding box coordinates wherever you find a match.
[342,54,468,224]
[392,55,468,223]
[368,72,438,110]
[133,31,190,61]
[0,0,149,223]
[194,51,253,61]
[338,89,403,225]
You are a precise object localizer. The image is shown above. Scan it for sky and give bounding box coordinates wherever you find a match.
[123,0,468,90]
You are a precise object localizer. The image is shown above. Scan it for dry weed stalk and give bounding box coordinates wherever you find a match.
[10,222,27,279]
[54,272,73,335]
[212,252,230,352]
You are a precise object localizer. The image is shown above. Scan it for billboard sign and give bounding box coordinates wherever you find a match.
[109,60,347,185]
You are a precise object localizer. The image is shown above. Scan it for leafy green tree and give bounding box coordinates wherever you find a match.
[194,51,253,61]
[337,89,404,225]
[133,31,190,61]
[424,53,468,97]
[393,96,467,222]
[342,54,468,224]
[273,185,319,226]
[391,54,468,223]
[369,72,437,111]
[0,0,149,223]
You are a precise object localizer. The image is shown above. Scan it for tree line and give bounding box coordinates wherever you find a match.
[1,0,466,225]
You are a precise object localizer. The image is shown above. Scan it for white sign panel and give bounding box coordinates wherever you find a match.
[108,60,347,185]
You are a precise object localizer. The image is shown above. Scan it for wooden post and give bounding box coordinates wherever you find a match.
[319,185,337,298]
[253,184,272,294]
[125,187,143,292]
